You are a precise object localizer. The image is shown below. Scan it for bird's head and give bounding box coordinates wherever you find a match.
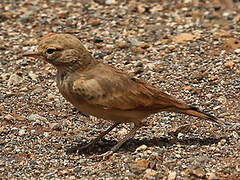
[24,34,96,71]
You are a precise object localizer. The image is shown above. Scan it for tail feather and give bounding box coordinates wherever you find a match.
[181,106,225,125]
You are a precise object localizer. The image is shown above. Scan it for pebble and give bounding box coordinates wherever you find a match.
[18,10,35,23]
[168,170,177,180]
[28,71,38,81]
[93,36,103,43]
[206,172,219,180]
[218,139,226,146]
[28,114,47,122]
[177,132,184,139]
[136,159,150,169]
[217,96,226,104]
[19,129,26,136]
[117,40,128,48]
[135,61,143,67]
[50,123,62,131]
[105,0,116,5]
[129,38,140,46]
[134,67,144,74]
[224,60,235,69]
[88,18,101,26]
[4,114,14,121]
[206,93,213,99]
[232,131,239,139]
[7,73,22,86]
[143,169,157,178]
[43,132,50,138]
[234,48,240,54]
[190,169,206,178]
[135,145,148,152]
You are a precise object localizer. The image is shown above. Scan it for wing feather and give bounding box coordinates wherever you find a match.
[72,63,187,111]
[72,66,155,110]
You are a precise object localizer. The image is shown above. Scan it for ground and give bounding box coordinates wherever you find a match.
[0,0,240,179]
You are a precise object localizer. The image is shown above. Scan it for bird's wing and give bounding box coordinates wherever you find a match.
[72,64,186,111]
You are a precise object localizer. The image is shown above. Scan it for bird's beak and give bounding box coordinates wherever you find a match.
[22,52,41,58]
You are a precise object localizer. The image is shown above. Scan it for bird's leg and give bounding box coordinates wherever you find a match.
[67,122,120,154]
[94,124,142,160]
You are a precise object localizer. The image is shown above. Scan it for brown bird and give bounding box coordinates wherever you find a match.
[24,34,224,157]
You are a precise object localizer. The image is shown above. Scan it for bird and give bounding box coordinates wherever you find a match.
[24,34,225,157]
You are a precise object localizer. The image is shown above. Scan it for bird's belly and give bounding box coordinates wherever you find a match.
[74,100,148,124]
[57,83,149,125]
[62,93,147,124]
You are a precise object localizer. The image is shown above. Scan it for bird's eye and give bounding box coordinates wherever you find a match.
[46,48,55,54]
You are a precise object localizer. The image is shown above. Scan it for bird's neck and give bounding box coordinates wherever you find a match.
[56,57,98,73]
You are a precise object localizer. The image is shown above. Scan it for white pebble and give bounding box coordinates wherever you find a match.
[19,129,26,136]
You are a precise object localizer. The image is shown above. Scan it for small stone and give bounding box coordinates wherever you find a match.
[93,36,103,43]
[116,128,128,138]
[132,47,145,54]
[177,133,184,139]
[28,71,38,81]
[168,170,177,180]
[117,40,128,48]
[234,49,240,54]
[206,172,219,180]
[222,10,232,17]
[104,54,114,61]
[218,139,226,146]
[68,176,76,180]
[18,10,34,23]
[47,94,55,101]
[8,73,22,86]
[232,131,239,139]
[175,154,182,158]
[74,167,81,173]
[139,42,150,49]
[172,33,195,43]
[19,129,26,136]
[135,145,148,152]
[26,38,38,46]
[0,127,7,134]
[104,44,114,52]
[144,169,157,178]
[136,159,150,169]
[28,114,47,122]
[129,163,145,175]
[50,123,62,131]
[129,38,140,46]
[43,132,50,137]
[58,11,69,19]
[134,67,144,74]
[135,61,143,67]
[217,96,226,104]
[4,114,14,121]
[206,93,213,99]
[192,169,206,178]
[213,105,221,110]
[89,18,101,26]
[224,61,235,69]
[105,0,117,5]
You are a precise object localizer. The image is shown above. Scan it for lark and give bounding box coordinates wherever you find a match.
[24,34,225,157]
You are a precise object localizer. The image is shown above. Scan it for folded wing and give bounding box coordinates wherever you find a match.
[72,64,188,111]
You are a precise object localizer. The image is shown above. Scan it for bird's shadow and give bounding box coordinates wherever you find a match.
[66,135,227,155]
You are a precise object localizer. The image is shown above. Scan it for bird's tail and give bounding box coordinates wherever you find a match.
[179,106,225,125]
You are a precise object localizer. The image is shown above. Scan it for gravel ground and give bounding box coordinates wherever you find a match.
[0,0,240,179]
